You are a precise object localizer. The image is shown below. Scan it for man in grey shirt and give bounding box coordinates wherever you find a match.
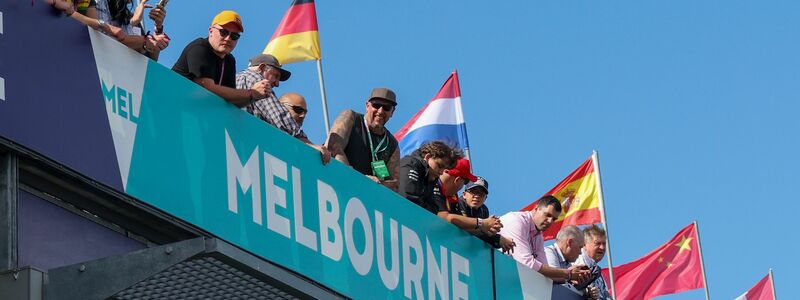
[546,225,600,298]
[573,225,611,300]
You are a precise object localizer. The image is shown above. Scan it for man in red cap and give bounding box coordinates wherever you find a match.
[434,159,503,237]
[172,10,271,107]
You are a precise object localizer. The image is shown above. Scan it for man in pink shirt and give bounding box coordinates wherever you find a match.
[498,196,590,282]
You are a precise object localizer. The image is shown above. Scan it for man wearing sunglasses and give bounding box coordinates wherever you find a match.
[279,93,308,127]
[325,88,401,190]
[172,10,271,107]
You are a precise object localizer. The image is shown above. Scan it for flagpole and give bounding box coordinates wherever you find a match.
[316,59,331,135]
[452,69,472,171]
[592,150,617,299]
[769,268,777,299]
[694,220,711,300]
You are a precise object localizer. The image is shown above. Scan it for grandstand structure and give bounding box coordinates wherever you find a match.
[0,3,582,299]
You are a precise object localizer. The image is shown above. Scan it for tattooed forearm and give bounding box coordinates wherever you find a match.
[325,109,356,161]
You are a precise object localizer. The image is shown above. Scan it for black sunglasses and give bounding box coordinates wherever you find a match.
[285,104,307,114]
[369,101,394,112]
[214,27,241,40]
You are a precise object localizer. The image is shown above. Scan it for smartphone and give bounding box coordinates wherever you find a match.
[156,0,169,8]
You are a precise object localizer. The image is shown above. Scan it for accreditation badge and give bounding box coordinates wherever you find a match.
[371,160,390,179]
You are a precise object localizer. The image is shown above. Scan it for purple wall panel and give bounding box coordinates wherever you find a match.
[0,2,123,190]
[18,190,145,270]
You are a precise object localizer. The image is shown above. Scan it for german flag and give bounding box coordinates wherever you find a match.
[263,0,322,64]
[521,155,602,240]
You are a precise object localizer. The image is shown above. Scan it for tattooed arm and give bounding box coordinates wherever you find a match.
[381,148,400,191]
[325,110,356,166]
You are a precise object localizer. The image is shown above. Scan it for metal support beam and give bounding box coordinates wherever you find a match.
[0,151,18,272]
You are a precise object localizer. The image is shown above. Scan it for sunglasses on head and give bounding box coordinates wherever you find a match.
[284,104,307,114]
[369,101,394,112]
[214,27,241,40]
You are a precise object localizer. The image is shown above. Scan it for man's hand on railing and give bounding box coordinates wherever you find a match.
[313,144,331,165]
[481,215,503,235]
[499,236,515,254]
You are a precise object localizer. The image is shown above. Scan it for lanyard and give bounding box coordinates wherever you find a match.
[218,59,225,84]
[363,119,388,162]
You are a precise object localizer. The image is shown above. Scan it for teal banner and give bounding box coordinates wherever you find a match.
[92,31,495,299]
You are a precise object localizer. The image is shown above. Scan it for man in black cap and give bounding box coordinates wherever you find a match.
[449,177,515,253]
[325,88,400,190]
[236,54,330,163]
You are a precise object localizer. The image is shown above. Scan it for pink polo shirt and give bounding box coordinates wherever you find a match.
[498,211,547,271]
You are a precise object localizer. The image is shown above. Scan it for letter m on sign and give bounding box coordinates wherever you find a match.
[225,130,263,225]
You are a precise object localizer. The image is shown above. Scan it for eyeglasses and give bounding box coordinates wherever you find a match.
[284,104,307,115]
[369,101,394,112]
[214,27,241,40]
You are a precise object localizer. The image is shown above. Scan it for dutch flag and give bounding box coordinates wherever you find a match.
[394,71,470,156]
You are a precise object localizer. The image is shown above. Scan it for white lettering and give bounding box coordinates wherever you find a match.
[401,225,424,299]
[427,239,450,300]
[264,153,291,238]
[451,252,471,300]
[225,131,261,224]
[344,197,374,275]
[292,167,317,251]
[318,180,343,261]
[375,210,400,290]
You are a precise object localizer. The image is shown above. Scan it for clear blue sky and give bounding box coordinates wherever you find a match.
[154,1,798,298]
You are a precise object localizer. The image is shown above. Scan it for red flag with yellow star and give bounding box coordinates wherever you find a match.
[601,223,704,300]
[521,155,602,240]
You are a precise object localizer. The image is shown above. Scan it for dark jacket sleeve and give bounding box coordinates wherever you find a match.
[476,204,501,248]
[397,157,425,205]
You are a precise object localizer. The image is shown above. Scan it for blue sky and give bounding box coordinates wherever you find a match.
[154,1,798,298]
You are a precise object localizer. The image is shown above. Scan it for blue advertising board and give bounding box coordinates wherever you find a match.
[0,3,555,299]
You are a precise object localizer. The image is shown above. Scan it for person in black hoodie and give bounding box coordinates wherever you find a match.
[397,141,461,215]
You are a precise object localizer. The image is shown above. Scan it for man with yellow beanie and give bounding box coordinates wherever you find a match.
[172,10,270,107]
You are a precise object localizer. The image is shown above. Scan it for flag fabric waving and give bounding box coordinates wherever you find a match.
[395,71,469,156]
[734,273,775,300]
[601,223,704,300]
[264,0,321,64]
[521,156,602,240]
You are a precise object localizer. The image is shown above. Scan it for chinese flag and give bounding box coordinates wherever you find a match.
[264,0,322,64]
[734,273,775,300]
[601,223,704,300]
[521,155,602,240]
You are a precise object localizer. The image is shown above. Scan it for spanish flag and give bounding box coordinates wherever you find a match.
[521,155,602,240]
[263,0,322,64]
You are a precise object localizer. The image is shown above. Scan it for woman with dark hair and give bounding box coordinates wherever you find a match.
[47,0,170,60]
[95,0,169,59]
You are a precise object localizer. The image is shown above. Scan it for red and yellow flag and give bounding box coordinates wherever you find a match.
[264,0,322,64]
[601,223,705,300]
[521,155,602,240]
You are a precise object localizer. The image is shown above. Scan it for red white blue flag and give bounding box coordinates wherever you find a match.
[394,71,469,156]
[734,273,775,300]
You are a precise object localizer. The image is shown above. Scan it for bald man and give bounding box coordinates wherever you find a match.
[279,93,308,127]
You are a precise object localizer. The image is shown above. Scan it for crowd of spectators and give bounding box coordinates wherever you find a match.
[47,4,610,298]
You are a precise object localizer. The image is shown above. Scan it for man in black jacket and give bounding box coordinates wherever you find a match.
[397,141,461,215]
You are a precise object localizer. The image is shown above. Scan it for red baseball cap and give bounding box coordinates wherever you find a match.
[445,159,477,182]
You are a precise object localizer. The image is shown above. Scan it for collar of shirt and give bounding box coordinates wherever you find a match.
[553,243,567,265]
